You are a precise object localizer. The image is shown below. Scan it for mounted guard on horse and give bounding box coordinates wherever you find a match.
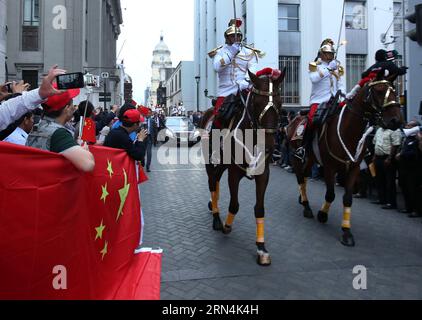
[293,39,347,162]
[201,18,286,266]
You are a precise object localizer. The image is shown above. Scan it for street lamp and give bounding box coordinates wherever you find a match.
[195,76,200,112]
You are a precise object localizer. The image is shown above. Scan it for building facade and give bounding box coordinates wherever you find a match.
[165,61,195,112]
[150,34,173,107]
[6,0,123,107]
[406,0,422,121]
[0,0,7,84]
[194,0,398,110]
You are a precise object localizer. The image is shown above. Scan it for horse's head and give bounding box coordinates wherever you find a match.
[247,68,285,133]
[363,71,403,130]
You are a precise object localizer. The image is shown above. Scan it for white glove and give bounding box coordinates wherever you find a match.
[328,60,338,71]
[227,43,240,58]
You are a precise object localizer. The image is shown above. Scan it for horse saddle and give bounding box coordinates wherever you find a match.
[312,91,342,128]
[217,93,244,125]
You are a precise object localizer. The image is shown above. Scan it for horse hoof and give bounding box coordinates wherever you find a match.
[213,215,223,231]
[317,211,328,224]
[257,252,272,266]
[208,201,212,212]
[303,209,314,219]
[341,230,356,247]
[222,225,232,235]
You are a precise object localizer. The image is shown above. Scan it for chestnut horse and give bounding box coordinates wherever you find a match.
[200,69,285,266]
[287,73,403,247]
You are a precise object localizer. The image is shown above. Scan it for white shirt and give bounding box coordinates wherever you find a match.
[4,127,29,146]
[0,89,44,131]
[213,44,258,97]
[309,61,346,105]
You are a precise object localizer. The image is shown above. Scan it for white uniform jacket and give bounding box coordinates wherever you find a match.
[309,60,346,105]
[212,44,259,98]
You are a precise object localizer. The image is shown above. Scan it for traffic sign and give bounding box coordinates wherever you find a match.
[99,98,112,102]
[99,92,112,97]
[101,72,110,79]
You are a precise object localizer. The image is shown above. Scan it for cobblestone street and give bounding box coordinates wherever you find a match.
[140,145,422,300]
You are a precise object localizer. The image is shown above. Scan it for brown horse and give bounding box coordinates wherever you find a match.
[287,73,403,247]
[200,69,285,266]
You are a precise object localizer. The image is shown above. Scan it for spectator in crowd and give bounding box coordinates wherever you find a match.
[111,103,137,141]
[144,108,155,172]
[372,125,402,210]
[397,120,422,217]
[0,65,66,131]
[103,109,148,161]
[26,86,95,173]
[3,111,34,146]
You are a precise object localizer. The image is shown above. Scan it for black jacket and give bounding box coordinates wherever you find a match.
[103,126,146,161]
[362,61,407,79]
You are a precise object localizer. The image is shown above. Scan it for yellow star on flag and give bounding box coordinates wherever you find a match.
[101,241,108,260]
[95,220,106,241]
[101,183,109,204]
[107,160,114,179]
[117,169,130,222]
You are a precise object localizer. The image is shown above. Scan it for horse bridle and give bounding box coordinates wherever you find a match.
[364,80,401,125]
[247,78,281,134]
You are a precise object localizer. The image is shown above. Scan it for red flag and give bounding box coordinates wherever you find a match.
[81,118,97,144]
[138,163,149,184]
[0,143,161,300]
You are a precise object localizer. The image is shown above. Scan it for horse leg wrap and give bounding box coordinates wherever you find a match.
[299,182,308,203]
[256,218,265,243]
[342,207,352,229]
[225,213,236,227]
[211,192,219,214]
[321,202,332,214]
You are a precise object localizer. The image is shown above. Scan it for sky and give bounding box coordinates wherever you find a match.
[117,0,195,105]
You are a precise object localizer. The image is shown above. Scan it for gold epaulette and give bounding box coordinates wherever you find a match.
[338,65,345,77]
[243,44,266,59]
[309,61,319,72]
[208,45,224,58]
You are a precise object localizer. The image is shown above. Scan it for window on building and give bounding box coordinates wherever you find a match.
[22,70,39,89]
[278,4,299,32]
[345,1,367,29]
[22,0,40,51]
[346,54,367,92]
[23,0,40,26]
[394,2,403,32]
[279,56,300,105]
[396,55,405,97]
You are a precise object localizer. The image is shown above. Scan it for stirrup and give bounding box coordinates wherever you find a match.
[294,147,306,162]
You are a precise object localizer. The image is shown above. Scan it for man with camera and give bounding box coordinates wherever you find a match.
[103,109,148,162]
[0,65,66,132]
[26,83,95,173]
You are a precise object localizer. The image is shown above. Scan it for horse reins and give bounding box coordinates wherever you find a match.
[324,80,399,170]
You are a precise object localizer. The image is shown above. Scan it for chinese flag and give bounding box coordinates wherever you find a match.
[81,118,97,144]
[0,143,161,300]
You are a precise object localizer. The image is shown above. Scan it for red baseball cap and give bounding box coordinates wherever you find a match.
[123,109,142,124]
[44,84,80,111]
[138,106,151,117]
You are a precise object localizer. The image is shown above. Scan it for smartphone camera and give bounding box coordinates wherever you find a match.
[56,72,85,90]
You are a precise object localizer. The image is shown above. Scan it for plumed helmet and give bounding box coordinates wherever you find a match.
[320,44,336,54]
[225,19,243,37]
